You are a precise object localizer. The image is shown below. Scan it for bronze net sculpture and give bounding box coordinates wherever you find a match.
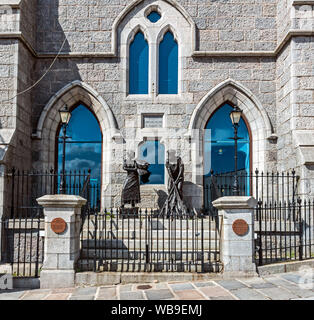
[158,152,189,218]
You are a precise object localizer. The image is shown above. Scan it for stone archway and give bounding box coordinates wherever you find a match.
[33,80,121,207]
[186,79,274,207]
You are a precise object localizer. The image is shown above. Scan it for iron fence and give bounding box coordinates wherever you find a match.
[1,168,100,277]
[255,199,314,266]
[77,208,222,273]
[204,169,300,210]
[1,212,44,277]
[6,168,100,219]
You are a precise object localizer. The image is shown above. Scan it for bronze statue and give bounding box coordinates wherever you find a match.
[159,151,187,218]
[121,151,150,208]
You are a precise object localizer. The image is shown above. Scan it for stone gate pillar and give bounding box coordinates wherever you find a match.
[213,196,258,278]
[37,195,86,289]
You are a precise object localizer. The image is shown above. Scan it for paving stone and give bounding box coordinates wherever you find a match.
[231,288,269,300]
[44,293,70,300]
[155,283,168,289]
[97,296,117,300]
[193,282,215,288]
[216,280,248,290]
[22,293,49,300]
[170,283,194,291]
[119,284,134,292]
[51,288,75,294]
[97,287,117,299]
[120,291,145,300]
[250,283,276,289]
[210,296,236,300]
[175,290,205,300]
[200,286,231,298]
[69,295,95,300]
[145,289,174,300]
[73,287,97,296]
[0,290,26,300]
[257,287,298,300]
[281,272,314,285]
[264,277,314,298]
[280,273,304,284]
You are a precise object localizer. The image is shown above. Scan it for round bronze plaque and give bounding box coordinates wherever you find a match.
[51,218,67,234]
[232,219,249,236]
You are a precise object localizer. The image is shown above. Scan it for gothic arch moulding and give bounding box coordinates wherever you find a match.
[34,80,120,140]
[112,0,196,56]
[33,81,121,203]
[188,79,274,186]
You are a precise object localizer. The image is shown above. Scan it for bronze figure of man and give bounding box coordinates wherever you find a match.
[121,152,150,208]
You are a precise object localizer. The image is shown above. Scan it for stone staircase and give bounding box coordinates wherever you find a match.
[78,217,222,273]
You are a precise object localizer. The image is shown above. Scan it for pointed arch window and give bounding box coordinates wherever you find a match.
[159,31,178,94]
[129,31,149,94]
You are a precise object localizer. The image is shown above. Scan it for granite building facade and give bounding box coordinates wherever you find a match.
[0,0,313,216]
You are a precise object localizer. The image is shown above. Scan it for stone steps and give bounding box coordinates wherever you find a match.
[81,238,219,251]
[80,248,219,260]
[77,259,222,273]
[81,230,219,240]
[81,218,220,231]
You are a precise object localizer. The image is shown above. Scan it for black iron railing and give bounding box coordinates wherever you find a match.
[255,198,314,266]
[1,168,100,277]
[77,208,222,273]
[204,169,300,209]
[6,168,100,219]
[1,213,44,277]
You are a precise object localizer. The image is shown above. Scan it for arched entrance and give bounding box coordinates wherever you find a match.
[204,103,251,209]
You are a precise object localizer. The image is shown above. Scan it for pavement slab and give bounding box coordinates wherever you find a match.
[97,287,117,299]
[73,287,97,296]
[174,289,206,300]
[257,287,298,300]
[44,293,71,300]
[231,288,269,300]
[145,289,174,300]
[216,280,248,290]
[200,286,231,298]
[0,290,26,300]
[193,282,215,288]
[0,269,313,301]
[21,292,50,300]
[69,296,95,300]
[169,283,194,291]
[120,291,145,300]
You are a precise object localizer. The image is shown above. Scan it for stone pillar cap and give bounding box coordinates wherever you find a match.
[212,196,257,209]
[37,194,87,208]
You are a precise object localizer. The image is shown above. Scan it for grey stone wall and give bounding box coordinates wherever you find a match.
[0,40,17,131]
[35,0,278,54]
[0,0,313,209]
[20,0,37,50]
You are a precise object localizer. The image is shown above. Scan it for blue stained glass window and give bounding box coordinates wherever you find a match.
[58,104,102,185]
[147,11,161,23]
[139,140,165,185]
[159,31,178,94]
[129,31,149,94]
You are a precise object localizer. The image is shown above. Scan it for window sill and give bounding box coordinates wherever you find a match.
[125,93,193,103]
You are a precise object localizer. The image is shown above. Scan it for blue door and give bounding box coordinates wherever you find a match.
[204,104,250,207]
